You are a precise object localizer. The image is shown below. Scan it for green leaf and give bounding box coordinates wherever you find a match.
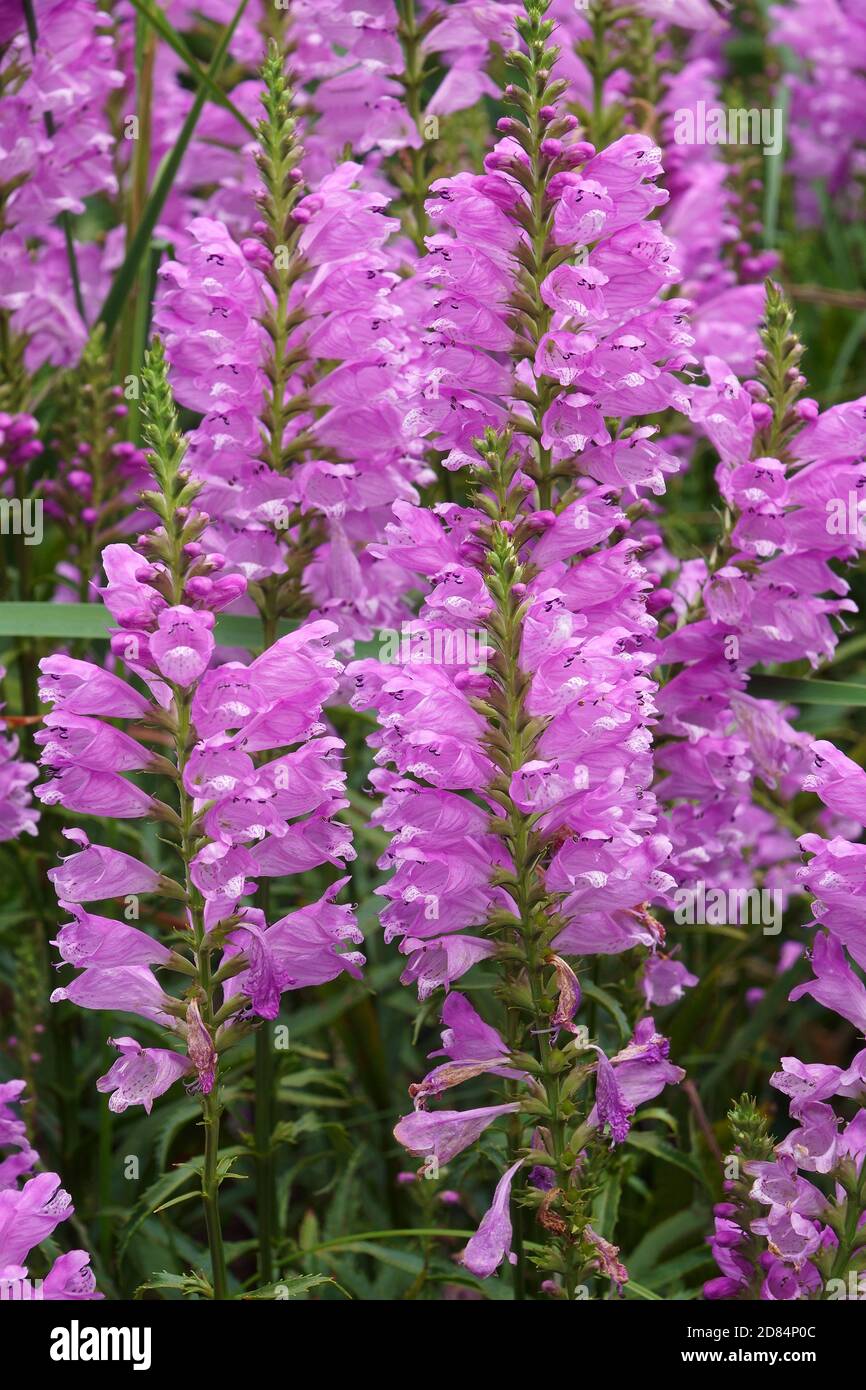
[828,312,866,398]
[0,602,110,640]
[623,1279,662,1301]
[833,631,866,665]
[152,1191,201,1216]
[750,674,866,707]
[591,1170,622,1240]
[702,962,802,1093]
[327,1242,424,1277]
[762,79,789,249]
[119,1161,201,1262]
[153,1097,201,1170]
[214,612,295,649]
[277,1089,349,1108]
[651,1248,716,1291]
[634,1106,679,1134]
[126,0,255,138]
[281,1228,477,1266]
[134,1269,212,1299]
[241,1273,339,1300]
[97,0,251,337]
[271,1113,320,1148]
[580,979,630,1041]
[299,1209,319,1252]
[0,601,295,652]
[624,1132,709,1188]
[628,1207,709,1280]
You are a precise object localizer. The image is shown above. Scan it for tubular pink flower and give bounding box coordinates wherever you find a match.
[460,1159,524,1278]
[96,1037,192,1114]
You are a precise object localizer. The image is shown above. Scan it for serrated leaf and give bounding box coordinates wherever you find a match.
[135,1268,212,1298]
[271,1113,320,1148]
[241,1273,337,1300]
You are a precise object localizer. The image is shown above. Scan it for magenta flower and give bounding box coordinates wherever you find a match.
[0,1172,72,1267]
[36,712,155,772]
[398,934,495,999]
[592,1049,635,1146]
[38,1250,102,1301]
[47,829,164,902]
[0,1081,29,1154]
[429,993,518,1076]
[51,902,172,970]
[776,1101,841,1175]
[10,0,866,1310]
[35,764,157,819]
[769,1054,866,1113]
[38,655,151,717]
[804,740,866,827]
[0,0,122,368]
[759,1258,822,1302]
[789,933,866,1034]
[96,1036,191,1114]
[184,999,217,1096]
[393,1103,521,1164]
[247,881,366,993]
[641,955,699,1007]
[0,667,38,842]
[50,964,177,1026]
[460,1160,523,1279]
[150,605,215,687]
[746,1157,826,1218]
[0,1081,99,1299]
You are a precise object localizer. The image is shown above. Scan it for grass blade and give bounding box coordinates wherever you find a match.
[749,674,866,707]
[0,601,295,651]
[97,0,251,338]
[126,0,255,139]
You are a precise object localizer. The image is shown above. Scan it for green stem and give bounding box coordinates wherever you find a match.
[13,470,38,733]
[590,4,606,150]
[136,340,239,1299]
[178,689,230,1299]
[824,1165,866,1294]
[252,604,279,1285]
[121,14,157,444]
[395,0,432,252]
[98,1080,113,1269]
[254,1026,274,1285]
[203,1089,229,1300]
[475,430,585,1297]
